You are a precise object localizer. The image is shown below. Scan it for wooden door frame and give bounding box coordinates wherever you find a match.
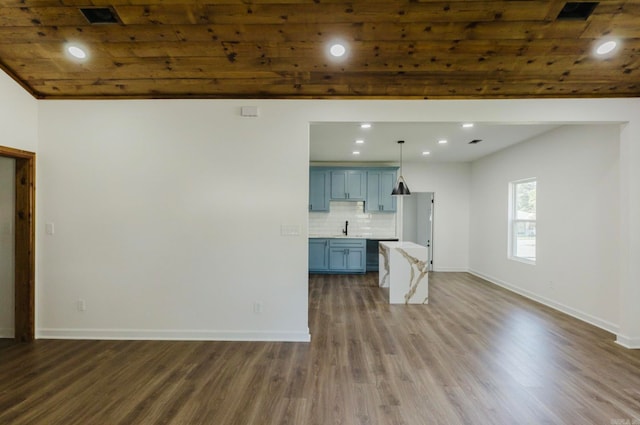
[0,145,35,342]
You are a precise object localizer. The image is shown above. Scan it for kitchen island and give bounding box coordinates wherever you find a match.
[379,241,429,304]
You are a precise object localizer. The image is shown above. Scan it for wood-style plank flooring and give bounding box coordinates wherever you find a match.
[1,272,639,424]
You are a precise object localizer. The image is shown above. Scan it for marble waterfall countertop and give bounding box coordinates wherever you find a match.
[378,241,425,249]
[379,241,429,304]
[308,235,396,239]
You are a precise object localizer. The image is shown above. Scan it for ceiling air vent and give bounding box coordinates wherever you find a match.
[80,7,120,24]
[556,2,599,20]
[468,139,482,144]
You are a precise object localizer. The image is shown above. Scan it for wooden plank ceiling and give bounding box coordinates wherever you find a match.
[0,0,638,99]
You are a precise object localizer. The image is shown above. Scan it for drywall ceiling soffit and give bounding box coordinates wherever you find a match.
[310,122,561,162]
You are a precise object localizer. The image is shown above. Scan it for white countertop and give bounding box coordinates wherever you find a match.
[379,241,426,250]
[309,235,397,239]
[378,241,429,304]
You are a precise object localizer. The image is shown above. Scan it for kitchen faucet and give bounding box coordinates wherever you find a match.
[342,220,349,236]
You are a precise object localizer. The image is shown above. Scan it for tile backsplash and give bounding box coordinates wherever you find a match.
[309,201,397,238]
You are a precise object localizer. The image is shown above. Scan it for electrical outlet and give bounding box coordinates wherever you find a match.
[77,299,86,312]
[253,301,263,314]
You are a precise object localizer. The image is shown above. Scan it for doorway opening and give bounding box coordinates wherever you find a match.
[402,192,434,271]
[0,146,35,342]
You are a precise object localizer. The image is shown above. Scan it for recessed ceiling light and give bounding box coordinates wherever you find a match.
[422,151,431,156]
[329,43,346,57]
[438,139,448,144]
[462,123,474,128]
[355,139,364,144]
[595,40,618,56]
[352,151,360,155]
[68,46,86,59]
[360,123,371,129]
[65,43,88,60]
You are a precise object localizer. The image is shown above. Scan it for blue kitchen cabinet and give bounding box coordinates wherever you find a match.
[331,170,366,200]
[328,239,366,273]
[366,169,397,212]
[309,170,330,211]
[309,238,330,272]
[309,238,366,273]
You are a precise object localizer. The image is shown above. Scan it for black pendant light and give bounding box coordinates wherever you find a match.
[392,140,411,196]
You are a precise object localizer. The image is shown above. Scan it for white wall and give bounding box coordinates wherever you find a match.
[0,157,15,338]
[0,71,38,152]
[618,119,640,348]
[403,162,471,271]
[37,100,311,341]
[469,125,621,332]
[32,97,640,346]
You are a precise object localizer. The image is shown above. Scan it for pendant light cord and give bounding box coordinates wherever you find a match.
[399,141,403,178]
[392,140,410,195]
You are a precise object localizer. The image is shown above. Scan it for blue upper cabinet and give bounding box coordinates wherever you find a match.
[366,171,381,212]
[331,169,366,200]
[366,169,397,212]
[311,167,396,210]
[309,169,330,211]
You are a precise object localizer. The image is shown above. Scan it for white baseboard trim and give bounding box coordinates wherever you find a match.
[0,328,14,339]
[433,267,468,272]
[615,335,640,349]
[468,269,620,336]
[37,328,311,342]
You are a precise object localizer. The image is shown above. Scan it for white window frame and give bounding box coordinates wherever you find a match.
[508,177,536,265]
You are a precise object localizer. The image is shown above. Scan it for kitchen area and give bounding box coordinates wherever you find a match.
[308,166,399,272]
[308,165,430,304]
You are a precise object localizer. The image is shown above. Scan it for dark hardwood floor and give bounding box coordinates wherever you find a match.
[1,272,639,424]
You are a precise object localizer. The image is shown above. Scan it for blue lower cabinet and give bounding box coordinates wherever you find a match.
[346,247,366,271]
[309,239,330,272]
[329,247,348,270]
[366,239,379,272]
[309,238,366,274]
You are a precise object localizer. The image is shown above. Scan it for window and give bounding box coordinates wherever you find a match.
[509,178,536,263]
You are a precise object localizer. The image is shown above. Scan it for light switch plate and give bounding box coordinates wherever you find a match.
[45,222,55,235]
[280,224,301,236]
